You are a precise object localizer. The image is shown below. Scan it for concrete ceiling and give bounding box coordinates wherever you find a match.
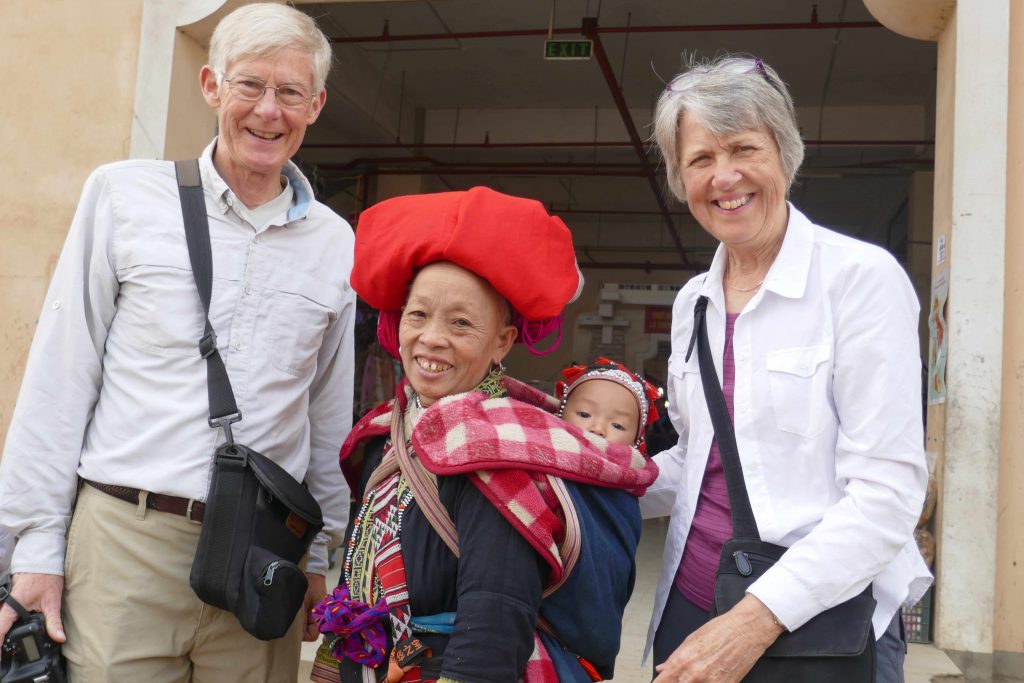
[296,0,937,271]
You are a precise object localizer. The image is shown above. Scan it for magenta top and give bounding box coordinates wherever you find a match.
[673,312,738,611]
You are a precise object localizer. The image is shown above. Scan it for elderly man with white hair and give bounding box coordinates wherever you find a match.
[0,4,354,680]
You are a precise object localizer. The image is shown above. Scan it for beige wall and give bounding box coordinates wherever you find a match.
[0,0,144,451]
[165,30,218,161]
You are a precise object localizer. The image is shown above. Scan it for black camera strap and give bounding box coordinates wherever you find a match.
[174,159,241,445]
[0,584,32,622]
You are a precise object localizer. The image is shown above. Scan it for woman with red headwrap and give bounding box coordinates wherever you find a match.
[310,187,658,683]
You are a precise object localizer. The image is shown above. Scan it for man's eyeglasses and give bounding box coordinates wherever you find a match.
[222,75,313,109]
[664,57,783,96]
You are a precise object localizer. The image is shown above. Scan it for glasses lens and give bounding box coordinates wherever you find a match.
[230,78,265,100]
[276,86,309,108]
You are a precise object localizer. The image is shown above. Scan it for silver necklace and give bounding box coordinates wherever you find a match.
[726,277,765,292]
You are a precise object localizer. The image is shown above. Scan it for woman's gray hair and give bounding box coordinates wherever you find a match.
[653,55,804,202]
[209,3,333,94]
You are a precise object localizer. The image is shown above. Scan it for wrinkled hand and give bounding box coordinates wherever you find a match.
[653,595,784,683]
[0,573,65,644]
[303,572,327,642]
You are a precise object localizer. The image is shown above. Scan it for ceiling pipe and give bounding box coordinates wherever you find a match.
[577,261,697,271]
[328,20,882,44]
[346,167,649,177]
[302,139,934,150]
[307,156,650,175]
[580,17,692,268]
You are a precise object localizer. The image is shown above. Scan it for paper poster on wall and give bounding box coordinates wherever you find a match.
[936,235,946,266]
[927,271,949,405]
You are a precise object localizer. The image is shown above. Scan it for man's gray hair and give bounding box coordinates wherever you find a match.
[653,55,804,202]
[209,3,333,94]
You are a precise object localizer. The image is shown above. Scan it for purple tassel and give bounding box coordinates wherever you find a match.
[312,584,390,667]
[376,310,402,359]
[515,312,563,355]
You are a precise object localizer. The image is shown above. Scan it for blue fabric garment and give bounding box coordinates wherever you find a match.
[540,631,592,683]
[410,612,456,635]
[539,481,643,680]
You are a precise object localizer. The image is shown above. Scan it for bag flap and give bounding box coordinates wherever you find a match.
[713,539,876,658]
[237,446,324,526]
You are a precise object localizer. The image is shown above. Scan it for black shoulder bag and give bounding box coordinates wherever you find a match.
[174,160,324,641]
[688,295,877,682]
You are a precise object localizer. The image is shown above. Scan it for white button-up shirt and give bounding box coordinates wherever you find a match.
[0,140,355,576]
[641,205,932,657]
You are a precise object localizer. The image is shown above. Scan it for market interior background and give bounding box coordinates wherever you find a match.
[291,0,936,415]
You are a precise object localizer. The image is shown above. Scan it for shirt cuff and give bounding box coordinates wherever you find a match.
[305,539,329,576]
[746,561,822,631]
[10,530,66,576]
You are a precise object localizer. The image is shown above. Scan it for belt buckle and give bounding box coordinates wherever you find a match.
[186,499,202,525]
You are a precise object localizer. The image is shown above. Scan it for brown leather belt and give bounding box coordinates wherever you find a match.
[83,480,205,523]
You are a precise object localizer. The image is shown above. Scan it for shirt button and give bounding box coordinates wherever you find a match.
[226,196,234,207]
[233,342,243,351]
[254,234,261,243]
[51,300,61,310]
[244,284,253,295]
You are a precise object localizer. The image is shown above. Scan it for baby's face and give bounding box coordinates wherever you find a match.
[563,378,641,447]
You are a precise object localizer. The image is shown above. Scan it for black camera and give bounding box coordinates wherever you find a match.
[0,584,66,683]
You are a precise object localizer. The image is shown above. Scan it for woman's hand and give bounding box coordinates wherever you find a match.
[653,594,785,683]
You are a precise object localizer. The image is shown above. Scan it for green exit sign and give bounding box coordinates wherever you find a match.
[543,39,593,60]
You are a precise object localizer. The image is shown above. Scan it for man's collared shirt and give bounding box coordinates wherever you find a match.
[0,140,355,576]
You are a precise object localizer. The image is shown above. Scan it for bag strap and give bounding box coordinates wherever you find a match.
[390,408,461,558]
[174,159,241,443]
[687,295,761,540]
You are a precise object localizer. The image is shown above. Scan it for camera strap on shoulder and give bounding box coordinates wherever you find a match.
[173,159,241,446]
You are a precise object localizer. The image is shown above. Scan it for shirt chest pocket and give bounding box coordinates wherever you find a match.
[765,344,833,438]
[668,351,702,428]
[261,281,338,378]
[115,242,210,357]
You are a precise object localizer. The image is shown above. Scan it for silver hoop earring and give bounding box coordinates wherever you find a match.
[491,359,506,375]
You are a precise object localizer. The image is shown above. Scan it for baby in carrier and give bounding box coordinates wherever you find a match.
[557,357,661,454]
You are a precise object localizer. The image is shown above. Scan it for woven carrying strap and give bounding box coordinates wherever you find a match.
[390,408,460,557]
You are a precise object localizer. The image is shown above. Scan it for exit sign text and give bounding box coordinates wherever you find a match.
[543,40,593,60]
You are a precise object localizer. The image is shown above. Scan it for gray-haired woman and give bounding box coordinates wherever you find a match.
[641,56,932,682]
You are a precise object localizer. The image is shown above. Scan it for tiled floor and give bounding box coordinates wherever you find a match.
[301,517,964,682]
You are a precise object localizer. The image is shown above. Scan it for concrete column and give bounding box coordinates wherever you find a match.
[936,0,1010,664]
[995,0,1024,675]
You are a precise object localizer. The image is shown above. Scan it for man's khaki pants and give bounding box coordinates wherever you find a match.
[62,483,304,683]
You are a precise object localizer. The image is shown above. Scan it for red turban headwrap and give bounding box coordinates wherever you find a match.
[352,187,584,356]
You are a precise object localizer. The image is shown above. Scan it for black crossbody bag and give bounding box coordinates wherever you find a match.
[174,160,324,641]
[688,295,877,682]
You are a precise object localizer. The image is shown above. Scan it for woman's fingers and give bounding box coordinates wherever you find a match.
[651,595,783,682]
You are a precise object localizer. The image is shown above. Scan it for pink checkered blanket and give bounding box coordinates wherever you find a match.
[340,378,657,580]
